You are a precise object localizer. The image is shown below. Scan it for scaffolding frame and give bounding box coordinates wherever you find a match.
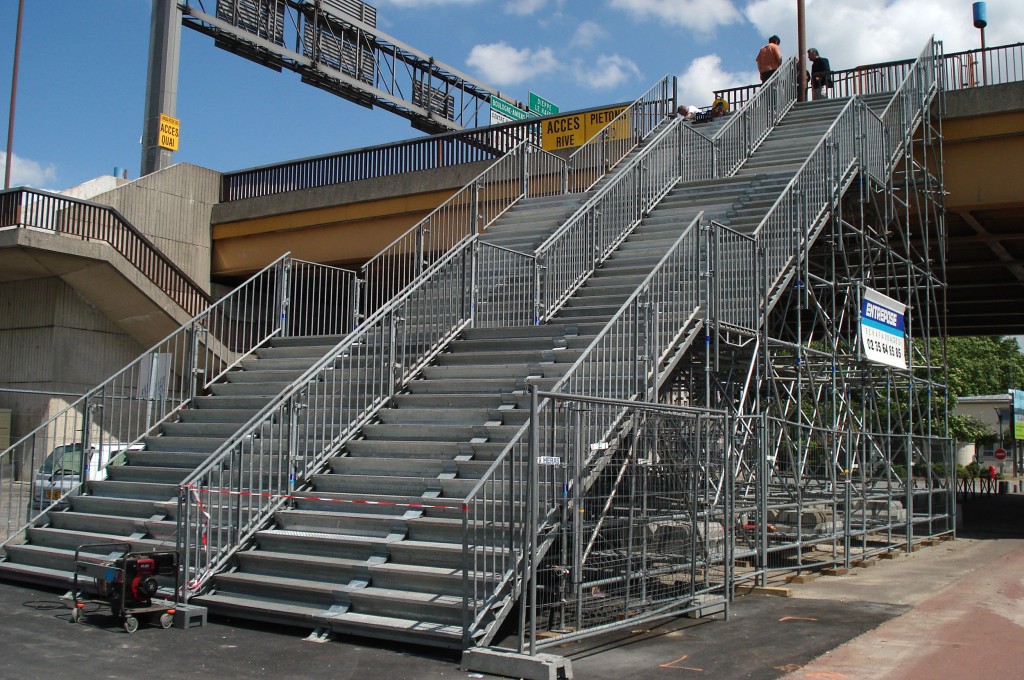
[669,79,953,590]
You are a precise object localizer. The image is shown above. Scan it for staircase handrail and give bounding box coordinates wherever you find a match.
[360,140,567,312]
[752,97,861,300]
[0,187,211,316]
[566,74,676,192]
[0,253,360,542]
[176,233,503,595]
[753,36,941,303]
[876,37,941,170]
[460,212,705,643]
[533,116,686,320]
[713,58,799,177]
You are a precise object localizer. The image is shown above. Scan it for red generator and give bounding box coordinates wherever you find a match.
[71,542,179,633]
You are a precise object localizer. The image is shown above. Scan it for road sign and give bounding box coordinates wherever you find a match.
[541,105,628,151]
[995,447,1007,460]
[529,91,559,117]
[490,96,531,121]
[158,114,180,151]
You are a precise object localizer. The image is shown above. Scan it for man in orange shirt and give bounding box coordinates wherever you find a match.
[756,35,783,82]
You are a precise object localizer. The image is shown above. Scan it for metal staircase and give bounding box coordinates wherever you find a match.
[0,38,943,653]
[180,95,864,648]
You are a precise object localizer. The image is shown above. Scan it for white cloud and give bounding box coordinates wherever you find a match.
[571,21,607,48]
[677,54,758,108]
[466,42,558,86]
[0,152,58,189]
[504,0,547,15]
[574,54,643,89]
[745,0,1024,74]
[609,0,742,32]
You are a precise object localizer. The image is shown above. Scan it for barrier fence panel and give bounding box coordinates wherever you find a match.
[523,393,731,650]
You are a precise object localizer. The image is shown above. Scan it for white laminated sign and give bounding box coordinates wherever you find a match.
[860,287,907,369]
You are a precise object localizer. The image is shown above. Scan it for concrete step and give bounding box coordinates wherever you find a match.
[195,591,464,648]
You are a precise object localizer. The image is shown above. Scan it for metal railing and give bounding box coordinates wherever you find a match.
[221,78,676,203]
[756,37,940,304]
[1,255,356,544]
[942,42,1024,88]
[755,97,862,302]
[717,41,1018,109]
[534,118,686,322]
[876,38,941,170]
[220,118,541,202]
[566,75,675,192]
[714,58,799,178]
[0,188,210,316]
[176,234,530,595]
[475,243,538,328]
[522,392,730,650]
[462,213,705,644]
[710,222,758,331]
[360,140,566,313]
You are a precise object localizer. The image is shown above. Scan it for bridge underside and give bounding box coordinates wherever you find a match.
[937,82,1024,335]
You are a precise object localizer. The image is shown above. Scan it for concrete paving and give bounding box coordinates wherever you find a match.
[0,491,1019,680]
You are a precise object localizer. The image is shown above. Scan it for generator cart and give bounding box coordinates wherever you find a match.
[70,542,179,633]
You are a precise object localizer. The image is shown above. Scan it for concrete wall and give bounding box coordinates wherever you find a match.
[93,163,221,291]
[0,277,144,471]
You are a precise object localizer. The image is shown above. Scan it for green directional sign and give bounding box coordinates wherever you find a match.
[529,91,559,117]
[490,96,531,121]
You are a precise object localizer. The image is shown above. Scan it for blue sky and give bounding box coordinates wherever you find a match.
[1,0,1020,191]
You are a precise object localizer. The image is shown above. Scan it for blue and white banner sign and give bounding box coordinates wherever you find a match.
[860,288,907,369]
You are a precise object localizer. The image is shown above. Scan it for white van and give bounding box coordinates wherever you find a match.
[30,442,142,511]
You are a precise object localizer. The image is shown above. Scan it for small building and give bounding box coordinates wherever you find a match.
[953,394,1015,475]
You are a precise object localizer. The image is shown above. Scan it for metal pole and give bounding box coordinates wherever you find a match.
[980,27,988,86]
[528,385,540,656]
[140,0,182,176]
[797,0,807,102]
[4,0,26,190]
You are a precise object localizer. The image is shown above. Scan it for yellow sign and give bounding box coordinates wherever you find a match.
[541,106,629,151]
[158,114,180,151]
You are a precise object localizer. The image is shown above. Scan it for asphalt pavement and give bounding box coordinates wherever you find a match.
[0,491,1019,680]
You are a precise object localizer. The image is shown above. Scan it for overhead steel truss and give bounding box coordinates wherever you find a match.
[180,0,518,133]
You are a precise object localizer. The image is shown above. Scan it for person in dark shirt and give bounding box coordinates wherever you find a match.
[807,48,833,100]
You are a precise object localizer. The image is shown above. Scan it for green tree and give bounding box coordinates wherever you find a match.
[944,336,1024,396]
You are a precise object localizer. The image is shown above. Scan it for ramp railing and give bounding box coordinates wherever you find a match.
[0,255,356,543]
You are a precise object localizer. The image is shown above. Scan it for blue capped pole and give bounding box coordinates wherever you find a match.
[973,2,988,85]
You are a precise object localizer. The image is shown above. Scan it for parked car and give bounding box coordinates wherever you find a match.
[29,442,141,511]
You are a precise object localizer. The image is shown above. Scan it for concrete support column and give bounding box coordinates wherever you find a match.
[140,0,181,177]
